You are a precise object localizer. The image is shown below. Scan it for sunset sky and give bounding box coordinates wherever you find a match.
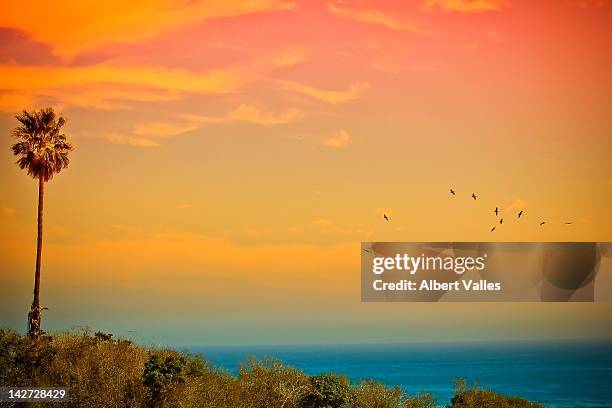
[0,0,611,346]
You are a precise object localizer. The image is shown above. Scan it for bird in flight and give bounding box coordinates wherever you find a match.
[494,207,499,216]
[472,193,477,200]
[499,218,504,225]
[450,189,456,196]
[540,221,546,226]
[518,210,524,218]
[383,214,389,221]
[491,226,496,232]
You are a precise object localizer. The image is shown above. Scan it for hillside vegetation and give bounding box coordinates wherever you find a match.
[0,329,543,408]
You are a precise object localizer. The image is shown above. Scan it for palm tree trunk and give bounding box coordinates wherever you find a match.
[28,176,44,337]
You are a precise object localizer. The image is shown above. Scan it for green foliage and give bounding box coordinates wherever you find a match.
[94,331,113,341]
[448,378,544,408]
[143,354,186,388]
[143,353,187,407]
[0,328,148,407]
[0,330,545,408]
[11,108,73,182]
[301,373,351,408]
[0,329,56,386]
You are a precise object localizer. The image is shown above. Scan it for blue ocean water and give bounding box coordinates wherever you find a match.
[188,340,612,407]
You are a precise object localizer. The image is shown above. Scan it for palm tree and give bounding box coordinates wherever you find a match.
[11,108,73,337]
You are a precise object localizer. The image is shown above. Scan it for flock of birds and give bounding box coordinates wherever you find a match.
[380,188,574,232]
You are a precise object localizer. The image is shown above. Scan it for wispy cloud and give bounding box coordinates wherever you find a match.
[267,49,306,67]
[132,122,204,138]
[0,0,295,57]
[0,49,304,112]
[277,80,367,104]
[226,104,303,126]
[327,2,430,33]
[0,63,246,112]
[102,133,163,148]
[109,104,303,147]
[182,104,303,128]
[322,130,351,148]
[423,0,504,12]
[0,93,36,113]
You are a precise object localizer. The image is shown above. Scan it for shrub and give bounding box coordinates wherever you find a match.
[143,352,187,407]
[351,380,436,408]
[402,393,436,408]
[239,356,311,408]
[0,329,56,387]
[0,331,546,408]
[448,378,543,408]
[179,368,244,408]
[351,380,403,408]
[301,373,351,408]
[46,330,148,407]
[94,331,113,342]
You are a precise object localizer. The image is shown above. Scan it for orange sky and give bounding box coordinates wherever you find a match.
[0,0,611,345]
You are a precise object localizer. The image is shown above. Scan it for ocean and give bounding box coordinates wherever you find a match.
[188,340,612,407]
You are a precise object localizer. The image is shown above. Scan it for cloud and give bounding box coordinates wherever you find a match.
[268,49,307,67]
[185,104,303,128]
[132,122,203,138]
[110,104,303,146]
[0,92,35,113]
[0,27,60,65]
[322,130,351,148]
[9,229,357,291]
[0,63,246,112]
[0,63,247,93]
[1,207,16,217]
[103,133,162,148]
[278,80,367,104]
[0,49,303,112]
[226,104,303,126]
[327,2,430,33]
[52,85,186,111]
[423,0,504,12]
[0,0,295,58]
